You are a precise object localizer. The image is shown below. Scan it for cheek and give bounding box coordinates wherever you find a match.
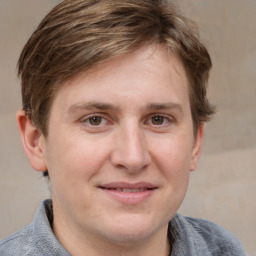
[152,139,191,221]
[45,137,107,209]
[151,136,193,176]
[46,134,111,182]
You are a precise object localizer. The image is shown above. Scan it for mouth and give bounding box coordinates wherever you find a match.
[98,182,157,191]
[98,182,158,204]
[99,186,155,193]
[101,187,154,193]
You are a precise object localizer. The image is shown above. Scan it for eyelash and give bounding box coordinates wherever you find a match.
[80,113,109,126]
[79,113,174,130]
[146,114,173,126]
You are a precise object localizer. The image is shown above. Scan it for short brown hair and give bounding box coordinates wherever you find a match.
[18,0,215,136]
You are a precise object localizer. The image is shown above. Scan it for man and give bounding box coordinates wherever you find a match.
[0,0,246,255]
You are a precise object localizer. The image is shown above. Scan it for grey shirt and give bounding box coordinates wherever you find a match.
[0,200,247,255]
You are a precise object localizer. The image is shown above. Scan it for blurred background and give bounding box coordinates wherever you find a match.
[0,0,255,255]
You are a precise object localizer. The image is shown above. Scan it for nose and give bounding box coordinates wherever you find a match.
[110,124,151,173]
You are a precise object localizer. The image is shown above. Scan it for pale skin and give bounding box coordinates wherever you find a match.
[17,44,203,256]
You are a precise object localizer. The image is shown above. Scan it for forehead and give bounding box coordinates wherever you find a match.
[52,44,189,111]
[90,45,184,79]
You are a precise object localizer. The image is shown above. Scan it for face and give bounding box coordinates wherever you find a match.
[32,45,202,246]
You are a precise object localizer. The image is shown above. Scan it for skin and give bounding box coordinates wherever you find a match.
[17,44,203,256]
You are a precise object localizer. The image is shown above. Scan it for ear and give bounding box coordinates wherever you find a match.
[190,123,204,171]
[16,110,47,172]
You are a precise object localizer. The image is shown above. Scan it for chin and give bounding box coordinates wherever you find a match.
[99,213,168,245]
[105,229,153,246]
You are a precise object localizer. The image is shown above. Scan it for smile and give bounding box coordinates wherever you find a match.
[109,188,151,193]
[98,182,157,204]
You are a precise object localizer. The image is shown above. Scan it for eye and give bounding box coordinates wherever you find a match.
[151,116,165,125]
[80,114,108,127]
[88,116,104,126]
[149,115,170,126]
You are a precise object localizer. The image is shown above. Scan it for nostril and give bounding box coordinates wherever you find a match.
[115,163,126,169]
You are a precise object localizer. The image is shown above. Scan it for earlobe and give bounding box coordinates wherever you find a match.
[16,110,47,172]
[190,123,204,171]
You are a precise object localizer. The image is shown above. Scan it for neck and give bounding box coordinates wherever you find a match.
[53,216,171,256]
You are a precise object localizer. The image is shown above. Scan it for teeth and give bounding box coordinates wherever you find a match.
[116,188,146,193]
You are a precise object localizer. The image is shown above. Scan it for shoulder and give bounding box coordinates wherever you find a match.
[0,223,38,256]
[174,213,247,256]
[0,200,69,256]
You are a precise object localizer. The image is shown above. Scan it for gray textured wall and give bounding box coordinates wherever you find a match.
[0,0,255,255]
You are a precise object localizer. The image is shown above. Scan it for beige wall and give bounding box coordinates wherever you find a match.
[0,0,255,255]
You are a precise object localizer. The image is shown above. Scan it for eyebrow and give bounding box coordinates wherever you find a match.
[146,102,183,111]
[68,102,119,115]
[68,101,183,116]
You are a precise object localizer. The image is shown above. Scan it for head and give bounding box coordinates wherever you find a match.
[18,0,214,138]
[17,1,215,252]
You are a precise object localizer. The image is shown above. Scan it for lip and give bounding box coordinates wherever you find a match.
[98,182,158,205]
